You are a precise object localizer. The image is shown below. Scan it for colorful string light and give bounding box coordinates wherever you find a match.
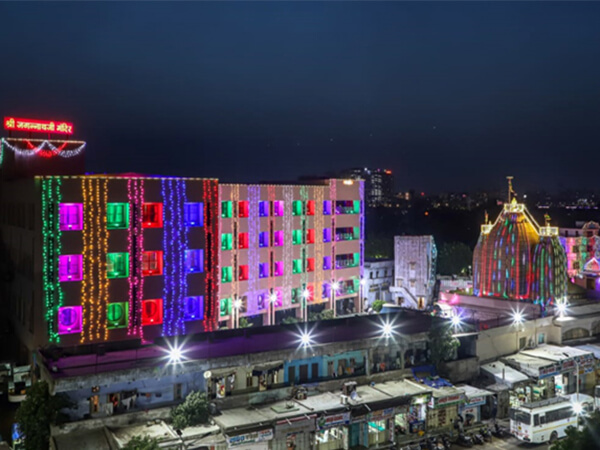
[283,186,293,308]
[247,185,260,315]
[0,138,86,158]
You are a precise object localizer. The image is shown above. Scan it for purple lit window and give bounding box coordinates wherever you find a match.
[322,283,331,298]
[259,262,269,279]
[59,203,83,231]
[259,231,269,248]
[58,254,83,282]
[323,256,332,270]
[185,249,204,273]
[183,296,204,321]
[273,201,284,217]
[274,261,284,277]
[58,306,82,334]
[323,228,332,243]
[323,200,332,215]
[259,201,269,217]
[274,230,284,247]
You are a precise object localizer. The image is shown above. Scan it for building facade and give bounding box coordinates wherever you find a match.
[390,236,437,310]
[342,168,394,207]
[363,259,393,308]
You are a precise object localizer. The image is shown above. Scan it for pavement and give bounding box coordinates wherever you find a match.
[474,436,550,450]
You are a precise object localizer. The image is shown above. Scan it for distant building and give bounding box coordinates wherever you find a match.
[559,221,600,291]
[342,168,394,207]
[363,259,393,308]
[390,236,437,309]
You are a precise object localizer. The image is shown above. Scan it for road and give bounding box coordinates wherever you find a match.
[464,436,550,450]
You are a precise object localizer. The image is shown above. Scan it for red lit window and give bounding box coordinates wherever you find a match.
[306,229,315,244]
[239,265,249,281]
[142,203,163,228]
[239,201,249,218]
[306,258,315,272]
[141,299,163,325]
[238,232,249,249]
[142,251,163,276]
[306,200,315,216]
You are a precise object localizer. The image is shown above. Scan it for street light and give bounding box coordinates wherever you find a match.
[302,289,310,321]
[331,281,340,318]
[269,292,277,326]
[233,298,242,328]
[359,277,366,314]
[512,310,524,351]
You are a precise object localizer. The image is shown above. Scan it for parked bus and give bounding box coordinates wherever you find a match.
[509,396,579,444]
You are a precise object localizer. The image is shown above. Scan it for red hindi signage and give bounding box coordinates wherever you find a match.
[4,117,74,135]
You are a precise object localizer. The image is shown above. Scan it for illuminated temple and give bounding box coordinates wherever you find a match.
[473,180,567,310]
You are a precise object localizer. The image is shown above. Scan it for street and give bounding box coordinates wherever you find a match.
[450,436,550,450]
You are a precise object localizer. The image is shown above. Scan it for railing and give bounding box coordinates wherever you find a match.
[335,233,356,241]
[336,260,358,270]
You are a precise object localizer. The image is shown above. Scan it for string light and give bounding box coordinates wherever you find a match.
[283,186,293,308]
[203,179,219,331]
[314,186,324,303]
[359,180,365,312]
[0,138,86,158]
[247,185,260,315]
[300,185,309,319]
[329,180,337,313]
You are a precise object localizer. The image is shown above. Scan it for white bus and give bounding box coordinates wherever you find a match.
[509,396,578,444]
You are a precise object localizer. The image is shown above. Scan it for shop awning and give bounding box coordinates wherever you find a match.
[252,361,284,375]
[208,367,237,379]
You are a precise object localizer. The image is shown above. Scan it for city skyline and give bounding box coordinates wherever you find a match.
[1,2,600,193]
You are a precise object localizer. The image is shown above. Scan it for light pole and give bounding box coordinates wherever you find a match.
[331,281,339,318]
[269,291,277,325]
[513,311,524,352]
[359,277,366,314]
[233,298,242,328]
[302,289,310,322]
[563,352,579,401]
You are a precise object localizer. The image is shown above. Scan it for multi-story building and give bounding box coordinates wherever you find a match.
[342,168,394,207]
[217,181,364,327]
[559,221,600,290]
[363,259,393,308]
[390,236,437,309]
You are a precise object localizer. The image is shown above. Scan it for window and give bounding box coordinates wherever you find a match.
[538,333,546,344]
[323,200,332,215]
[185,249,204,273]
[292,200,303,216]
[59,203,83,231]
[142,203,163,228]
[306,229,315,244]
[58,254,82,282]
[293,259,303,274]
[273,201,284,217]
[274,230,284,246]
[238,201,249,218]
[222,266,233,283]
[221,233,233,250]
[335,200,359,215]
[57,306,82,334]
[142,251,163,276]
[291,288,301,303]
[220,298,231,317]
[293,229,303,245]
[335,227,356,241]
[322,283,331,298]
[107,303,128,329]
[184,202,203,227]
[238,232,249,249]
[107,253,129,278]
[184,296,204,321]
[306,258,315,272]
[106,203,129,229]
[259,262,270,279]
[274,261,284,277]
[141,299,163,325]
[323,256,332,270]
[259,201,269,217]
[239,265,249,281]
[221,201,233,218]
[323,228,332,243]
[306,200,315,216]
[259,231,269,248]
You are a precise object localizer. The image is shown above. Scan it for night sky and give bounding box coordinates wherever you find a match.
[1,2,600,193]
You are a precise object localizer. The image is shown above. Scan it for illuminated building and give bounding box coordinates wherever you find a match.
[559,221,600,291]
[472,179,567,310]
[0,117,364,353]
[390,236,437,309]
[343,167,394,207]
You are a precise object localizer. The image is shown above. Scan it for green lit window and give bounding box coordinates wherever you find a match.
[353,253,360,267]
[293,259,303,274]
[221,266,233,283]
[353,227,360,240]
[221,233,233,250]
[107,302,128,329]
[291,288,301,304]
[220,298,231,317]
[221,201,233,218]
[107,203,129,229]
[107,253,129,278]
[293,229,303,245]
[353,200,361,214]
[292,200,303,216]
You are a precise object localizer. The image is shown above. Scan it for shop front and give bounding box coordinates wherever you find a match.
[273,414,316,450]
[314,412,350,450]
[227,428,274,450]
[426,387,465,432]
[366,407,395,447]
[394,395,428,439]
[458,385,493,426]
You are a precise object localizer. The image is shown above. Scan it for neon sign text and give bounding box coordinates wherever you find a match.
[4,117,74,135]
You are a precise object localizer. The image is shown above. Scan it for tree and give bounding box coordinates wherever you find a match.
[170,390,210,430]
[371,299,385,312]
[239,317,253,328]
[365,234,394,260]
[15,381,72,450]
[437,242,473,276]
[551,411,600,449]
[282,316,299,324]
[122,435,160,450]
[428,320,460,370]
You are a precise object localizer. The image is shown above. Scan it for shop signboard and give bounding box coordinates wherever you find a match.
[227,429,273,446]
[275,415,315,436]
[465,396,486,407]
[368,407,395,421]
[316,412,350,430]
[429,393,462,409]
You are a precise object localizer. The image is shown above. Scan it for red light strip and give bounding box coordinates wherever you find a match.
[4,117,74,135]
